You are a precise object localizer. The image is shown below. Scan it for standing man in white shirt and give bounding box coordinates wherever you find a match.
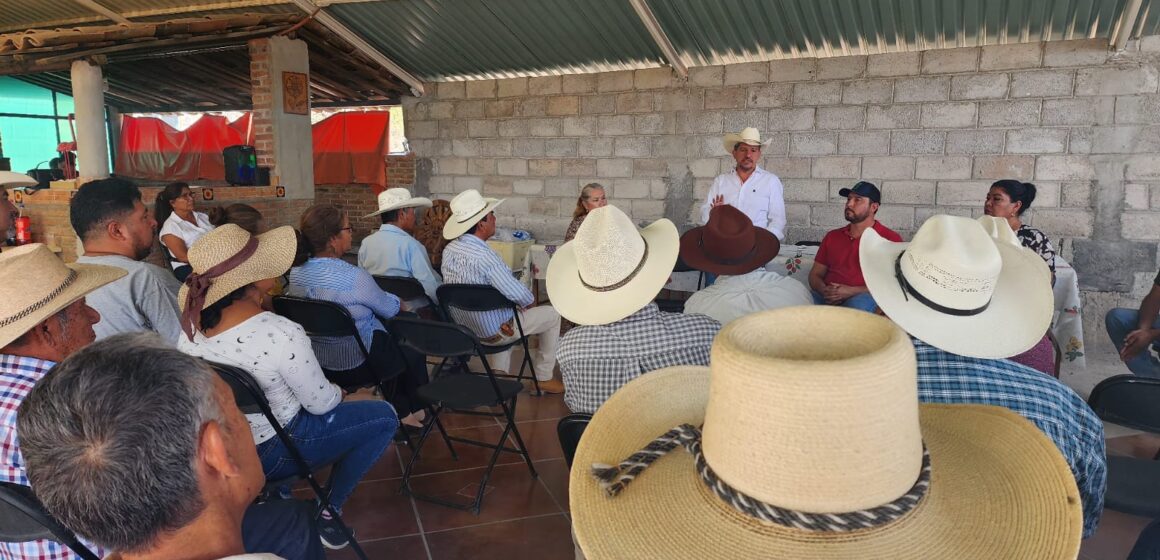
[698,127,787,241]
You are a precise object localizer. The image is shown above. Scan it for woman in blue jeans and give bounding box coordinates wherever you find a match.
[176,223,397,551]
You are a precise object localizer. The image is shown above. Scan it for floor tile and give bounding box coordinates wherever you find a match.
[326,534,429,560]
[411,462,561,532]
[1080,508,1153,560]
[405,424,526,476]
[335,478,421,540]
[1106,434,1160,459]
[507,418,564,462]
[534,458,571,514]
[425,514,575,560]
[513,391,572,422]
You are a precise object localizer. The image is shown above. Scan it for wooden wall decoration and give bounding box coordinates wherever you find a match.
[282,71,309,115]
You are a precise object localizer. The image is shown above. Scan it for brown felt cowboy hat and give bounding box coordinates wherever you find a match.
[679,205,780,275]
[571,306,1082,560]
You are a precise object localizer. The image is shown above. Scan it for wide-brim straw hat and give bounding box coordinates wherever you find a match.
[177,224,297,314]
[442,189,504,240]
[0,170,37,188]
[571,307,1081,560]
[364,187,433,218]
[861,214,1053,359]
[547,206,678,325]
[679,205,780,275]
[721,127,771,153]
[0,244,125,348]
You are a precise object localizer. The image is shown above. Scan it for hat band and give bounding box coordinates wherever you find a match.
[699,232,757,265]
[0,269,78,328]
[591,424,931,533]
[894,253,990,317]
[455,203,488,224]
[579,239,649,293]
[180,237,260,341]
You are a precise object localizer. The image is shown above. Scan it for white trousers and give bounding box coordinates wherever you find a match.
[484,305,560,381]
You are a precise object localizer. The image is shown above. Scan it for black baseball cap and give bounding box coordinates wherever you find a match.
[838,181,881,203]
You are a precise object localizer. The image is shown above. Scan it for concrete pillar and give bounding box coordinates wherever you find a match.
[70,60,109,182]
[248,36,314,199]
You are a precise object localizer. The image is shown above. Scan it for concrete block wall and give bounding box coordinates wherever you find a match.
[403,38,1160,352]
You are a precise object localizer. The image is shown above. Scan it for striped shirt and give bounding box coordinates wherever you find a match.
[440,235,533,338]
[1,355,104,560]
[913,339,1106,537]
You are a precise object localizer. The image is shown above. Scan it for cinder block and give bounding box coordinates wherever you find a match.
[768,108,815,131]
[1035,156,1096,180]
[1061,181,1092,208]
[894,77,951,102]
[634,114,671,135]
[580,94,616,115]
[598,158,634,178]
[632,199,666,220]
[1091,126,1150,154]
[1069,126,1093,153]
[529,197,560,217]
[467,120,497,138]
[441,119,467,138]
[1075,66,1160,96]
[689,65,725,88]
[597,115,634,136]
[874,205,916,230]
[862,156,916,180]
[781,179,829,202]
[690,111,724,134]
[528,118,562,137]
[545,178,580,197]
[916,156,972,179]
[922,48,980,74]
[793,82,843,105]
[659,90,702,111]
[867,105,921,129]
[814,106,865,130]
[596,71,631,93]
[616,92,655,113]
[496,158,528,176]
[562,116,597,137]
[978,100,1041,127]
[484,99,515,118]
[935,180,991,205]
[529,159,560,177]
[812,157,861,179]
[791,132,838,156]
[452,139,481,157]
[972,155,1035,179]
[881,180,935,204]
[513,179,544,195]
[689,158,721,178]
[1032,209,1094,237]
[1126,184,1151,210]
[452,176,482,192]
[510,138,541,157]
[705,87,748,109]
[653,137,687,158]
[614,178,651,199]
[784,202,812,226]
[578,137,614,157]
[867,52,921,77]
[1006,128,1068,154]
[747,84,793,108]
[1032,181,1061,208]
[979,43,1042,71]
[453,100,487,119]
[1042,98,1115,126]
[468,158,496,175]
[437,157,467,175]
[496,78,528,97]
[465,79,497,99]
[527,76,562,96]
[842,80,894,105]
[515,97,546,117]
[723,109,769,132]
[562,74,595,94]
[763,157,813,179]
[945,130,1005,155]
[547,96,580,116]
[769,59,816,82]
[811,204,848,228]
[949,74,1009,100]
[1010,70,1074,98]
[561,158,597,177]
[408,120,439,139]
[614,136,652,158]
[428,176,454,194]
[724,62,769,85]
[816,55,867,80]
[765,133,791,156]
[920,102,978,128]
[838,131,891,155]
[544,139,578,157]
[428,101,454,120]
[632,158,667,177]
[1127,155,1160,179]
[1114,95,1160,124]
[635,67,674,89]
[437,81,466,99]
[890,130,945,155]
[1043,39,1110,67]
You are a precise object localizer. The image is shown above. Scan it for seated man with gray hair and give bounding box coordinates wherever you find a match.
[17,332,321,560]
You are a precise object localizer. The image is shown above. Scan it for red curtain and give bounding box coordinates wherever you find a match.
[312,111,389,192]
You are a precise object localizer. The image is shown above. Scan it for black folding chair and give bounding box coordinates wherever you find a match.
[373,275,445,320]
[389,316,537,514]
[655,255,700,313]
[207,361,369,560]
[0,482,99,560]
[437,284,543,395]
[557,414,593,469]
[1087,374,1160,517]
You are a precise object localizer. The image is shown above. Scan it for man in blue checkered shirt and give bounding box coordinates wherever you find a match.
[861,215,1106,538]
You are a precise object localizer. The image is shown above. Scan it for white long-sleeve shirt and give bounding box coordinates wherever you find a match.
[698,166,787,240]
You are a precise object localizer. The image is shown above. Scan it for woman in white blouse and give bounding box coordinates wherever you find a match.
[156,182,214,281]
[176,223,398,550]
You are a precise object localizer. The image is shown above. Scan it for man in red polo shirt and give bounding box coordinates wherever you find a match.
[809,181,902,312]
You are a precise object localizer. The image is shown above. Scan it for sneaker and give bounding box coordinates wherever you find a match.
[536,379,565,394]
[317,514,352,550]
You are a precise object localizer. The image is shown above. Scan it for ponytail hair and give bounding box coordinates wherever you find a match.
[208,203,263,234]
[154,182,188,227]
[991,180,1036,216]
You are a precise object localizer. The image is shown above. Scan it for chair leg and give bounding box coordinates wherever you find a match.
[519,337,542,396]
[500,397,538,478]
[402,406,453,495]
[431,406,456,458]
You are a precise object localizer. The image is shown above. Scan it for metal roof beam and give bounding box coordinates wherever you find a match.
[1112,0,1145,51]
[72,0,130,24]
[286,0,426,97]
[628,0,687,79]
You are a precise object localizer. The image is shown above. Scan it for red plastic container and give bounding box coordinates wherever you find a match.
[14,216,31,245]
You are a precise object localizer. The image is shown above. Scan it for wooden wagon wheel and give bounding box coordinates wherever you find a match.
[415,199,452,269]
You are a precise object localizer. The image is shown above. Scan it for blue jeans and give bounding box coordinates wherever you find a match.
[812,290,878,313]
[258,400,398,512]
[1105,308,1160,377]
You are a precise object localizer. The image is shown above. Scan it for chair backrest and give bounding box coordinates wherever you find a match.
[272,296,370,357]
[672,254,696,273]
[388,316,482,359]
[557,414,592,468]
[373,275,428,302]
[0,482,100,560]
[1088,374,1160,433]
[437,284,516,314]
[207,361,270,416]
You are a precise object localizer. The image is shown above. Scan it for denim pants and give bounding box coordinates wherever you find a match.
[1105,308,1160,377]
[811,290,878,313]
[258,400,398,512]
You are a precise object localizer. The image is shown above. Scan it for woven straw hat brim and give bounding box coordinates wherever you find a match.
[547,219,678,326]
[721,133,771,153]
[677,224,779,275]
[860,228,1053,359]
[571,366,1082,560]
[0,262,125,349]
[363,196,433,219]
[177,226,298,313]
[442,199,504,240]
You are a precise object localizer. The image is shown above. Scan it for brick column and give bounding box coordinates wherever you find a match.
[248,36,314,199]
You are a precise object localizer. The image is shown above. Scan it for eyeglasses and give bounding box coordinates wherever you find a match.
[340,226,353,232]
[177,192,195,200]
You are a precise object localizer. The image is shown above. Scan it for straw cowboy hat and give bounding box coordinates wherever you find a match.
[442,189,505,240]
[679,205,780,276]
[363,187,433,219]
[571,306,1081,560]
[721,127,770,153]
[861,214,1053,359]
[547,206,678,325]
[177,224,297,340]
[0,244,125,349]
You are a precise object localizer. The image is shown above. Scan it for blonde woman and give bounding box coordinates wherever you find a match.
[564,183,608,242]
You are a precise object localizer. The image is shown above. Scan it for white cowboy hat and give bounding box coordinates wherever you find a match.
[363,187,433,219]
[0,170,37,188]
[976,215,1022,247]
[861,214,1053,359]
[571,306,1081,560]
[547,206,678,325]
[721,127,771,153]
[0,244,125,349]
[442,189,505,240]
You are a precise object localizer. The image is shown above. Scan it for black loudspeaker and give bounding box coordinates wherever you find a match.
[223,145,257,186]
[257,166,271,186]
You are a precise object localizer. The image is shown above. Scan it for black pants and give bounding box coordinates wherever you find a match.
[328,330,429,415]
